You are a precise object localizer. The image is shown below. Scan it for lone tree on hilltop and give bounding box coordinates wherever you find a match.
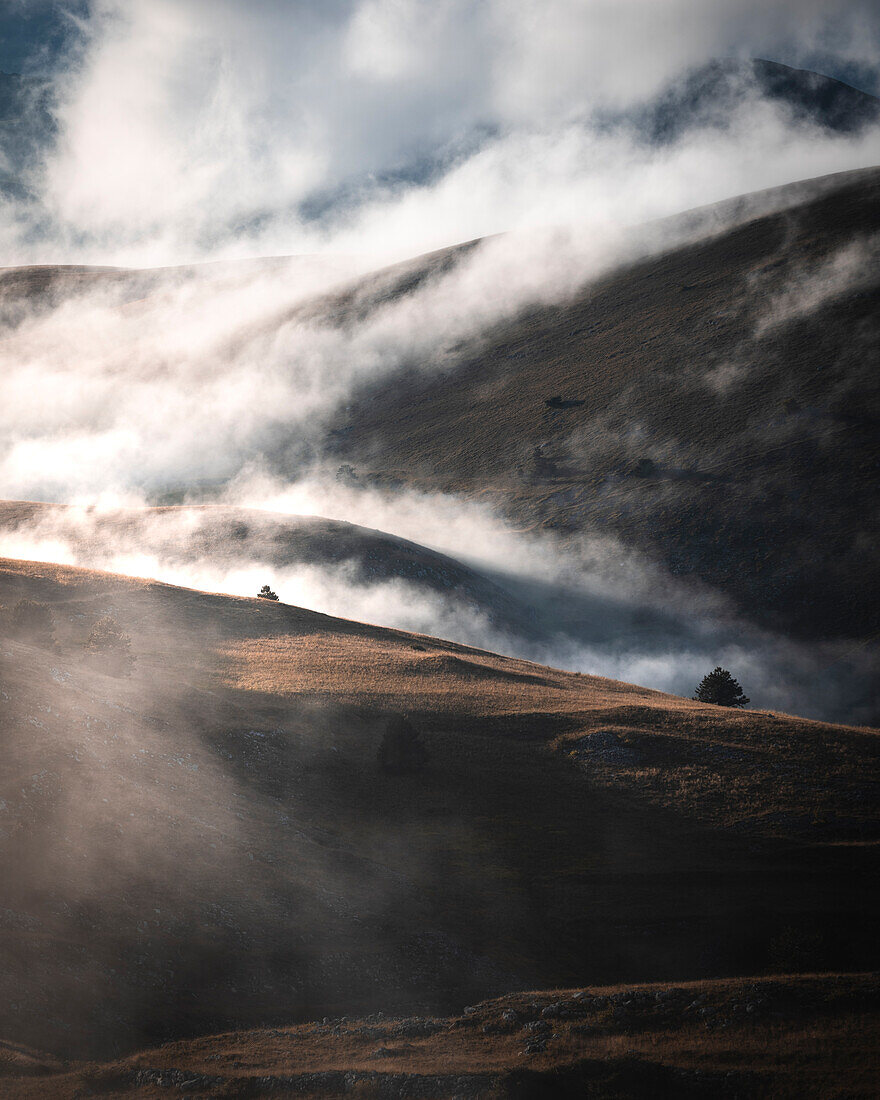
[258,584,279,601]
[693,667,750,708]
[377,714,429,775]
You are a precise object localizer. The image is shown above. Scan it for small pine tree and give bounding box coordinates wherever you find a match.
[693,667,750,708]
[86,615,134,676]
[257,585,279,601]
[377,715,429,774]
[87,615,131,652]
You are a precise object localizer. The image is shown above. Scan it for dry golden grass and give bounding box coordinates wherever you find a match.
[5,972,878,1098]
[0,557,877,1074]
[219,620,879,841]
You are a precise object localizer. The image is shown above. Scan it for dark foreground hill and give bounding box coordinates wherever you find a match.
[4,973,878,1099]
[0,558,877,1064]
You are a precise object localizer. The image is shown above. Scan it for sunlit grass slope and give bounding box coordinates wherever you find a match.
[0,558,877,1064]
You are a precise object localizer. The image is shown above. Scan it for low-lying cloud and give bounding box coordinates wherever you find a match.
[0,1,877,728]
[3,0,880,262]
[0,488,874,725]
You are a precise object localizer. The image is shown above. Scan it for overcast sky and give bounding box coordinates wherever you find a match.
[1,0,879,263]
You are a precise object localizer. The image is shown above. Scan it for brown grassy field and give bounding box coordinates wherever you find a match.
[4,972,878,1097]
[1,556,877,1077]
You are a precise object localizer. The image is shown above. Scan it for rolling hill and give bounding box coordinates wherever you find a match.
[0,557,877,1069]
[1,34,878,1097]
[6,168,877,656]
[318,166,880,648]
[2,167,877,727]
[6,973,878,1098]
[0,500,529,633]
[0,496,872,727]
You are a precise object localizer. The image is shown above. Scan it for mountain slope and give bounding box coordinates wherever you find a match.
[0,501,530,633]
[0,557,877,1060]
[6,973,878,1099]
[630,58,880,142]
[323,166,880,644]
[2,169,876,717]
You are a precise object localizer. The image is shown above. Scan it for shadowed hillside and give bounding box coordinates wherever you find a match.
[322,167,880,645]
[6,973,878,1098]
[3,168,877,657]
[0,558,877,1063]
[629,58,880,143]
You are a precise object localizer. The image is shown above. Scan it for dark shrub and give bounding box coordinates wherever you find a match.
[693,667,750,708]
[257,585,279,601]
[377,715,429,774]
[86,615,134,676]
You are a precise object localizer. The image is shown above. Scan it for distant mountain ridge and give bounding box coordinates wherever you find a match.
[1,58,877,227]
[626,58,880,142]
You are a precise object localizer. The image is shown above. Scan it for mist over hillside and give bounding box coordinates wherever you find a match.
[2,1,880,263]
[1,557,877,1064]
[0,492,874,726]
[626,57,880,142]
[320,171,880,641]
[1,167,877,724]
[1,1,879,1092]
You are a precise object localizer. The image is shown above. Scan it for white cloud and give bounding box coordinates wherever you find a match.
[0,0,874,264]
[0,0,876,726]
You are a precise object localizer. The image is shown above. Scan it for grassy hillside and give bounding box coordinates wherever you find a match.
[0,501,528,631]
[6,972,878,1098]
[1,558,876,1062]
[323,167,880,643]
[3,168,877,650]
